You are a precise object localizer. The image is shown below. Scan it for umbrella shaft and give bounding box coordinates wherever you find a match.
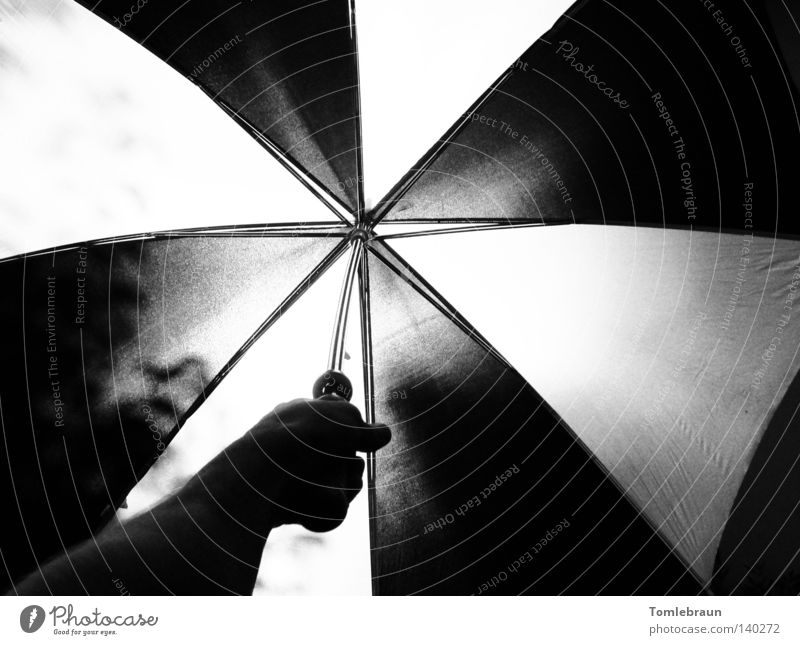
[327,238,363,372]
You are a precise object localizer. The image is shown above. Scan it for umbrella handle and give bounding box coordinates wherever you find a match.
[314,238,361,403]
[312,369,353,401]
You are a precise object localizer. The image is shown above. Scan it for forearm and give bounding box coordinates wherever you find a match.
[12,441,276,595]
[8,400,389,595]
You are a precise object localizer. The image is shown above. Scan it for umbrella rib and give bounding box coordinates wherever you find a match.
[368,240,509,367]
[327,238,363,371]
[155,222,351,239]
[349,0,366,222]
[358,250,375,422]
[138,237,351,475]
[217,102,355,225]
[376,220,559,241]
[381,219,800,242]
[357,248,380,595]
[367,69,513,228]
[0,223,352,264]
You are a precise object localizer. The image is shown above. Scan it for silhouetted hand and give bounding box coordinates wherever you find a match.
[225,396,392,532]
[10,396,392,595]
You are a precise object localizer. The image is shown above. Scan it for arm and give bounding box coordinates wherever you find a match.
[11,397,391,595]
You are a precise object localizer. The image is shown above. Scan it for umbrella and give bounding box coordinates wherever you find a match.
[1,0,800,595]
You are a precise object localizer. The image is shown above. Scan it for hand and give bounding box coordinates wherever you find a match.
[10,397,391,596]
[240,396,391,532]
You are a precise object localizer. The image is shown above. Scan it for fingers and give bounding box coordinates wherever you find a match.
[344,457,365,502]
[343,423,392,453]
[272,398,393,452]
[309,397,364,426]
[274,397,364,427]
[275,456,365,529]
[298,490,350,533]
[257,397,391,533]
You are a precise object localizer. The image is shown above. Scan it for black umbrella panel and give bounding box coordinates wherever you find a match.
[367,0,800,594]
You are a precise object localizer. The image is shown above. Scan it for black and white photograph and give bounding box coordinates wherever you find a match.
[1,0,799,641]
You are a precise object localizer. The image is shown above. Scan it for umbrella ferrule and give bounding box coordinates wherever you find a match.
[348,225,373,243]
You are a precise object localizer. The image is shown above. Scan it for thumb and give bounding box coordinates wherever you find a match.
[347,423,392,453]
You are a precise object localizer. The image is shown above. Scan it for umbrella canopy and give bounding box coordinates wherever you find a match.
[366,0,800,594]
[1,0,799,595]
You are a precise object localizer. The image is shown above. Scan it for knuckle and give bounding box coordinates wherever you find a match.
[317,399,362,423]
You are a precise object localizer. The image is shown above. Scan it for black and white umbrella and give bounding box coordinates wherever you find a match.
[1,0,799,595]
